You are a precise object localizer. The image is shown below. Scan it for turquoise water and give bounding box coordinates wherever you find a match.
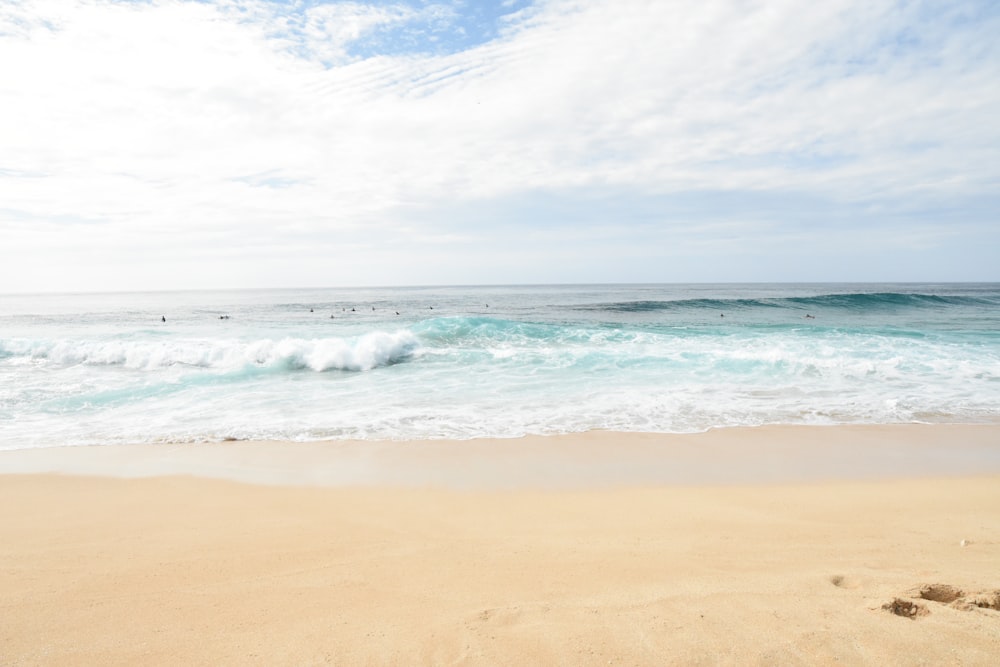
[1,283,999,448]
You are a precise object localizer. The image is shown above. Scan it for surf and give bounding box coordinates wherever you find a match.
[0,330,420,373]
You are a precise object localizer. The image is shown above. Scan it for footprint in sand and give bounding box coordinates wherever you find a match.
[911,584,964,604]
[955,590,1000,612]
[914,584,1000,612]
[882,598,928,619]
[882,584,1000,618]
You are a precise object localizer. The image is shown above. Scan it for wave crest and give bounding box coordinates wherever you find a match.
[583,292,1000,313]
[0,331,419,372]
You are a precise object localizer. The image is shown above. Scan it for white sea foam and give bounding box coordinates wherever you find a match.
[0,330,419,373]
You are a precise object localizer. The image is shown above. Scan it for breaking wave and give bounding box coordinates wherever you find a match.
[0,330,419,372]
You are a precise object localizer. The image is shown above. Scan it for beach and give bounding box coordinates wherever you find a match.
[5,0,999,657]
[3,425,1000,665]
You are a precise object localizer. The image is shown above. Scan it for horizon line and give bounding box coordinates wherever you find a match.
[4,280,999,297]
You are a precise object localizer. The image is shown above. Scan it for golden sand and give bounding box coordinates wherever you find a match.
[2,426,999,665]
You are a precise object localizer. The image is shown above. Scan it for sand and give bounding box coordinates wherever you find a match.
[2,426,1000,665]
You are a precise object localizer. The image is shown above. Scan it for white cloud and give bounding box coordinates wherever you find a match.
[1,0,998,291]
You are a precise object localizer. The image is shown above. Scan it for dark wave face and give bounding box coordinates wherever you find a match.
[576,290,1000,332]
[585,298,781,313]
[586,291,1000,314]
[784,292,1000,310]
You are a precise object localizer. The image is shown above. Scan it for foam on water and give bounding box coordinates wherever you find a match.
[1,284,999,448]
[0,331,418,372]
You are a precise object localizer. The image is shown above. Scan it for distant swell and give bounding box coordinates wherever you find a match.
[0,331,419,372]
[585,292,999,313]
[786,292,1000,309]
[592,298,779,313]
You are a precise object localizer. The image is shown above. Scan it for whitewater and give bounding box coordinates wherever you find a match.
[2,283,999,449]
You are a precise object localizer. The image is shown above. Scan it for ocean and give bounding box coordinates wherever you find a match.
[1,283,999,449]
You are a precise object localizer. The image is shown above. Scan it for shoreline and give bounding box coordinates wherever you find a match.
[2,423,1000,488]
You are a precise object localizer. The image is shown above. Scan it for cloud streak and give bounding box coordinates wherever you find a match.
[1,0,998,291]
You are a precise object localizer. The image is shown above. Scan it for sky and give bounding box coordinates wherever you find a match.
[1,0,998,292]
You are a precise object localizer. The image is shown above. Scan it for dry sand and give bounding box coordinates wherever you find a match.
[2,426,1000,665]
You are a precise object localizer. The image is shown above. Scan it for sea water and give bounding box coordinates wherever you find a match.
[1,283,999,449]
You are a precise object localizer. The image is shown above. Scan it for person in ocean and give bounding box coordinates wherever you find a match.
[161,316,165,322]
